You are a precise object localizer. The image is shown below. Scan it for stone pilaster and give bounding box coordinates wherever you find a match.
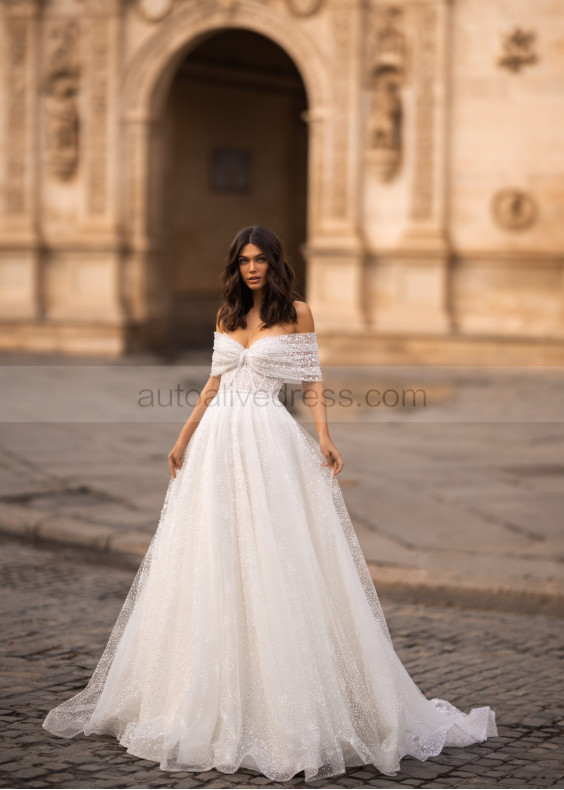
[79,0,120,238]
[0,0,41,319]
[372,0,452,335]
[402,0,449,249]
[306,0,366,332]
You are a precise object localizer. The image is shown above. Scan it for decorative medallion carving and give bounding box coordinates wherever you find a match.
[365,6,407,182]
[498,28,538,73]
[492,188,537,231]
[5,18,28,214]
[285,0,324,16]
[138,0,175,23]
[42,20,80,180]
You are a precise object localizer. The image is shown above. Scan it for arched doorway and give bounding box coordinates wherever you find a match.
[158,29,309,349]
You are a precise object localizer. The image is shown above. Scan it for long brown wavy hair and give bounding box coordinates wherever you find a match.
[216,225,303,333]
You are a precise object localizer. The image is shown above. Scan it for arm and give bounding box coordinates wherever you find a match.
[295,302,344,478]
[168,311,223,478]
[168,374,220,478]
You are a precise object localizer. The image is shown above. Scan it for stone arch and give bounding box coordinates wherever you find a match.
[121,2,330,123]
[119,2,330,341]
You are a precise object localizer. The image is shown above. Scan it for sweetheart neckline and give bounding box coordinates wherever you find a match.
[215,331,317,352]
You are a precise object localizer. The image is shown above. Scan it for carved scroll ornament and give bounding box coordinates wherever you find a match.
[43,20,80,180]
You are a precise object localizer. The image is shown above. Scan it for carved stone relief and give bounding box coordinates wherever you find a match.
[331,7,353,220]
[42,20,80,180]
[87,18,110,215]
[5,18,28,214]
[83,0,121,13]
[410,3,436,222]
[492,188,537,231]
[215,0,240,11]
[365,6,407,182]
[498,28,538,73]
[138,0,175,23]
[2,0,38,10]
[285,0,324,16]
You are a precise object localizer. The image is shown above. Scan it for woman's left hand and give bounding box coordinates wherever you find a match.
[319,436,344,478]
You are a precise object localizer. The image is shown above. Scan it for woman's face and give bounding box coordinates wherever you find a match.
[238,243,268,289]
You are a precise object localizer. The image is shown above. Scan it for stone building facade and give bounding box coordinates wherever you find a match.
[0,0,563,363]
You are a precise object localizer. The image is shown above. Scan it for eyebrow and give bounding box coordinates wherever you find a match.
[238,253,266,259]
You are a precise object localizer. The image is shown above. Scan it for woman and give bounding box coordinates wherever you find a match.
[43,225,497,782]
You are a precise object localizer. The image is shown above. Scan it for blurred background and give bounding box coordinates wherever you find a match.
[0,0,563,363]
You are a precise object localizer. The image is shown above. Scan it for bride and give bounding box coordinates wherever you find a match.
[42,225,497,782]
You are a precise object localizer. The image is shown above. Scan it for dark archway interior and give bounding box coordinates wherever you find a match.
[160,29,309,349]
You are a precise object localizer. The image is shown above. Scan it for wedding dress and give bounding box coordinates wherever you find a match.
[42,330,497,782]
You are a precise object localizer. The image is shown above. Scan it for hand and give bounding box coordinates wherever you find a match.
[319,436,344,478]
[168,435,189,478]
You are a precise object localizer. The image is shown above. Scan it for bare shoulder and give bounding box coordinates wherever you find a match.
[293,300,315,333]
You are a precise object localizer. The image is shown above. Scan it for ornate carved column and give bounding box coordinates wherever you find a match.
[80,0,120,238]
[38,0,125,330]
[300,107,326,242]
[121,115,161,324]
[305,0,366,333]
[371,0,452,335]
[27,0,124,338]
[364,5,408,183]
[0,0,41,320]
[402,0,449,249]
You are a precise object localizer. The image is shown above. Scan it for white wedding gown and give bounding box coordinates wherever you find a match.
[43,331,497,782]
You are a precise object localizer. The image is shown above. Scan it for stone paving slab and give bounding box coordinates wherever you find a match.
[1,538,563,789]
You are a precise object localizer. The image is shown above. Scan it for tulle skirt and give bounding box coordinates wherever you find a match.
[42,387,497,781]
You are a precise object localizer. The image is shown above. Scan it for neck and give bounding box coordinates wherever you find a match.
[252,287,265,310]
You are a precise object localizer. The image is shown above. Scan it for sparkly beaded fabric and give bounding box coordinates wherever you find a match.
[42,331,497,782]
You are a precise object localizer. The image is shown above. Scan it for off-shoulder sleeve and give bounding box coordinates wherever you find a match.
[210,330,323,385]
[210,346,224,377]
[209,332,231,377]
[209,334,238,377]
[259,331,322,384]
[295,332,323,383]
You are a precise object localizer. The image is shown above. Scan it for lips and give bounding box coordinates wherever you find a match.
[248,277,261,283]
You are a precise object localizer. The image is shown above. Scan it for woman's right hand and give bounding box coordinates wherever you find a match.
[167,373,219,478]
[168,435,189,478]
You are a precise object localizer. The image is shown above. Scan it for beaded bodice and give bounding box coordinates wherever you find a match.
[210,331,323,397]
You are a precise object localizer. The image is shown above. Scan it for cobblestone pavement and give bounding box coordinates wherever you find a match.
[1,538,563,790]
